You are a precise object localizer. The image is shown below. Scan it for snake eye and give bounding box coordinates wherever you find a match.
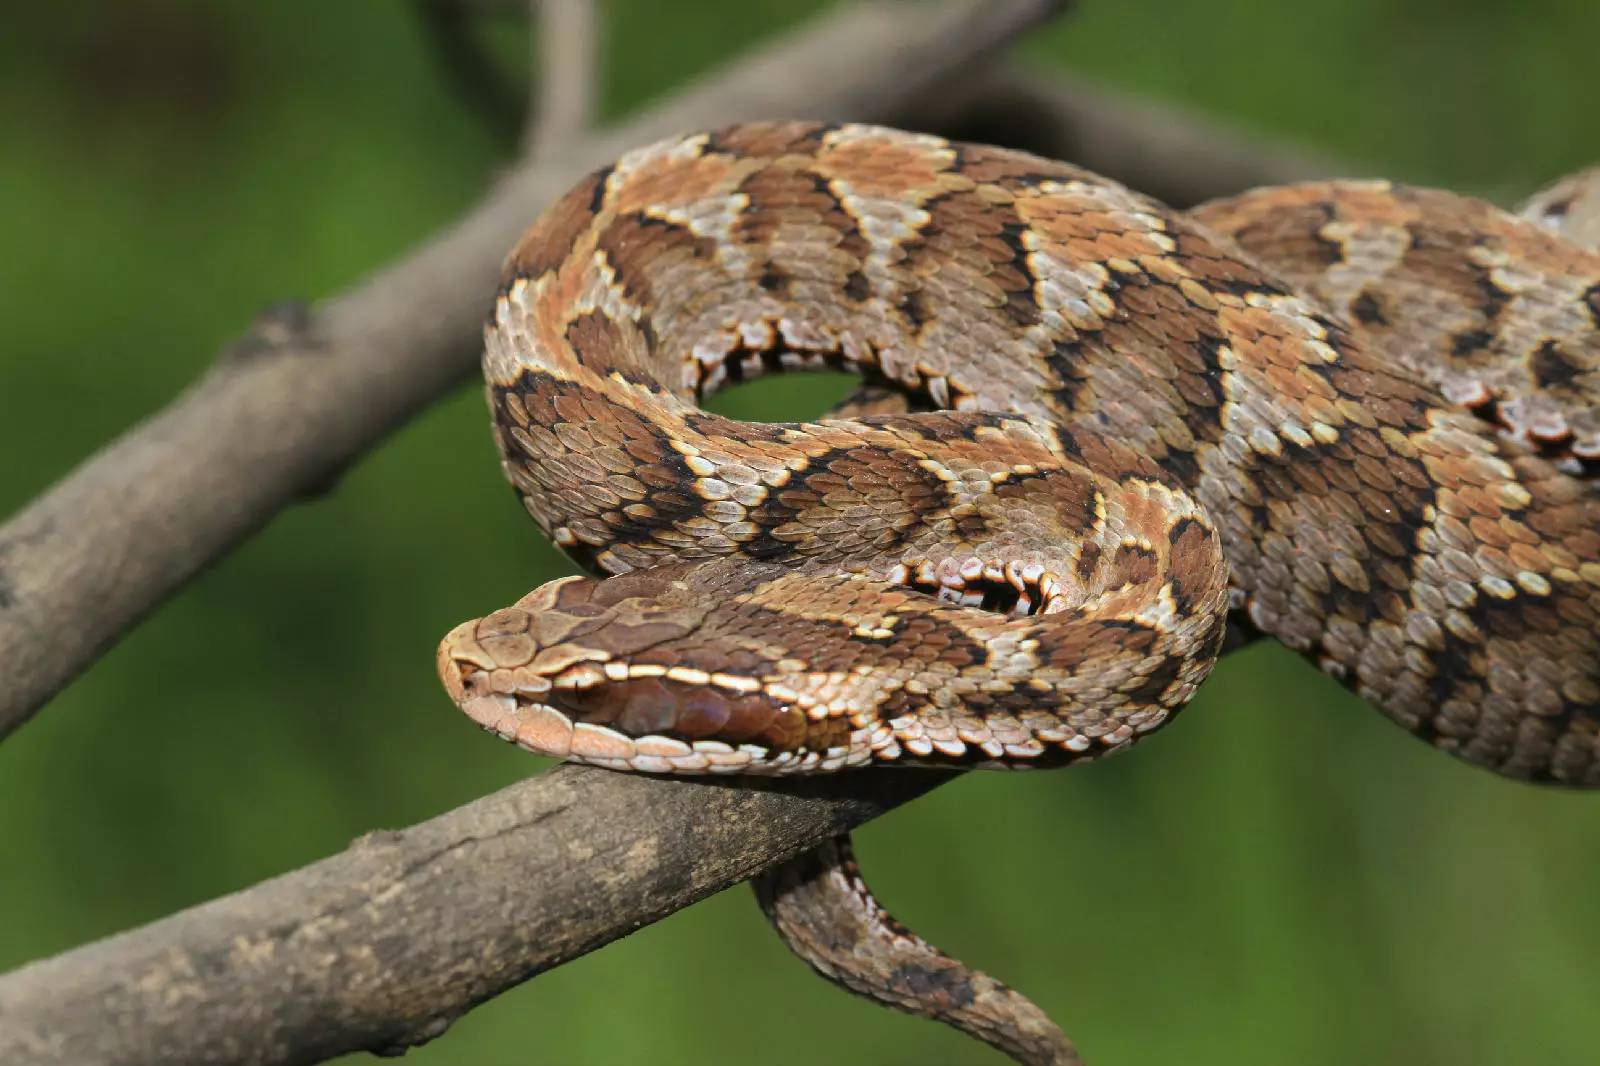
[885,557,1062,618]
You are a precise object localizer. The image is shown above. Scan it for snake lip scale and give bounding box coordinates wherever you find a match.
[437,121,1600,1063]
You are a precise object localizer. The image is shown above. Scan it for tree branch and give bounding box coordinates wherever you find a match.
[414,0,528,142]
[525,0,599,155]
[0,0,1067,741]
[926,64,1361,207]
[0,763,953,1065]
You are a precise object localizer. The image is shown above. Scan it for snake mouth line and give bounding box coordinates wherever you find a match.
[451,681,874,775]
[439,554,1071,773]
[441,632,886,774]
[887,557,1064,617]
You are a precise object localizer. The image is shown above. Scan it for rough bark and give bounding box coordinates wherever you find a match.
[0,764,952,1065]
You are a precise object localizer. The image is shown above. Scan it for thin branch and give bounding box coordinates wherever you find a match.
[414,0,527,142]
[0,763,953,1065]
[0,0,1068,741]
[925,64,1361,207]
[525,0,599,155]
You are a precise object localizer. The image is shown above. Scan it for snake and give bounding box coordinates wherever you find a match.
[434,122,1600,1064]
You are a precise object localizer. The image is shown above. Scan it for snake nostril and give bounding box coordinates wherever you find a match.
[457,665,489,697]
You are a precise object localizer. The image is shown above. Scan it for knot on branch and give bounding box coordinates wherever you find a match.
[223,300,318,364]
[370,1013,456,1058]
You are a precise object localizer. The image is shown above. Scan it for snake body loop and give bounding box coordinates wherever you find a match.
[439,123,1600,1063]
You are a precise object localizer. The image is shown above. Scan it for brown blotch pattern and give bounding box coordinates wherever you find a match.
[456,122,1600,789]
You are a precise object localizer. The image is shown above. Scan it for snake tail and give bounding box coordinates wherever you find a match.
[754,834,1081,1066]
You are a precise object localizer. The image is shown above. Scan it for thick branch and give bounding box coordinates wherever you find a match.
[0,764,953,1065]
[0,0,1067,740]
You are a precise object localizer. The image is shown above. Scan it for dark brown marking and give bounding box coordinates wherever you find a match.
[503,167,609,288]
[596,212,721,309]
[1350,291,1388,326]
[706,121,833,159]
[1532,339,1582,391]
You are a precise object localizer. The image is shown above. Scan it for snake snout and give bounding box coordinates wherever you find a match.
[435,620,485,704]
[436,618,529,741]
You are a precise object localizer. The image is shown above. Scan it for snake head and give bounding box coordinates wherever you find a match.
[440,535,1228,776]
[436,565,858,774]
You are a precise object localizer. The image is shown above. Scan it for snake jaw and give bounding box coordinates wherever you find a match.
[436,590,881,775]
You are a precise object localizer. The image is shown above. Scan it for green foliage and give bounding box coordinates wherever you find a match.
[3,3,1597,1063]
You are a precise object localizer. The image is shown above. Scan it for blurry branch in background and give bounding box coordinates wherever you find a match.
[415,0,528,142]
[0,0,1068,743]
[525,0,598,155]
[934,66,1363,204]
[0,763,950,1066]
[414,0,600,149]
[924,65,1363,207]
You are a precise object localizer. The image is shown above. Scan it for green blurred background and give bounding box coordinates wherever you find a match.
[4,2,1599,1064]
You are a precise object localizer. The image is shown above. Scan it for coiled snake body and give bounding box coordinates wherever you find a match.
[437,123,1600,1063]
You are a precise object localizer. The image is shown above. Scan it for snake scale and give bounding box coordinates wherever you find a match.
[436,122,1600,1063]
